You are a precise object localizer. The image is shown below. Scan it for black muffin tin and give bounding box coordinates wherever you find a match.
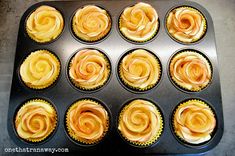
[8,0,223,154]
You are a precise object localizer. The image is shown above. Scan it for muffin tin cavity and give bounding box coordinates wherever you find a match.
[165,5,207,44]
[14,98,58,144]
[8,0,223,155]
[171,98,217,148]
[117,98,163,148]
[25,5,64,44]
[18,49,61,90]
[168,49,213,92]
[67,48,111,92]
[71,5,112,44]
[64,98,111,146]
[117,48,162,92]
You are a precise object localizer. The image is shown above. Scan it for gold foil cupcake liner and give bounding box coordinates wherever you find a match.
[71,6,112,43]
[169,50,212,92]
[166,6,207,43]
[15,99,58,143]
[66,99,110,145]
[118,18,159,43]
[172,99,215,144]
[118,102,163,147]
[118,52,161,92]
[21,50,61,90]
[68,52,111,91]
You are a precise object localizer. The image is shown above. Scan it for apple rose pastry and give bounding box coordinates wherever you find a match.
[173,99,216,144]
[169,51,212,91]
[66,99,109,144]
[119,2,159,42]
[72,5,111,42]
[15,99,57,142]
[69,49,110,90]
[166,6,207,43]
[119,49,161,91]
[20,50,60,89]
[26,5,64,43]
[118,99,163,146]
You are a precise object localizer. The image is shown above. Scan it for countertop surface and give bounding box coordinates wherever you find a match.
[0,0,234,155]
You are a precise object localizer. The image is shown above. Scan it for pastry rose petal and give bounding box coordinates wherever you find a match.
[119,2,159,42]
[73,5,111,41]
[170,51,211,91]
[69,49,110,90]
[120,49,161,90]
[15,100,57,141]
[67,100,109,143]
[118,99,162,144]
[174,100,216,144]
[26,5,64,43]
[20,50,60,89]
[167,7,206,43]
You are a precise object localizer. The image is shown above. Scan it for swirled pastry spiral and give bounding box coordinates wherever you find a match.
[69,49,110,90]
[167,7,206,43]
[66,99,109,144]
[20,50,60,89]
[15,99,57,142]
[26,5,64,43]
[119,49,161,91]
[118,99,163,146]
[170,51,211,91]
[173,100,216,144]
[72,5,111,42]
[119,2,159,42]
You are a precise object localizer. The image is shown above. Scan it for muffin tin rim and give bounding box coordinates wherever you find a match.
[8,0,223,154]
